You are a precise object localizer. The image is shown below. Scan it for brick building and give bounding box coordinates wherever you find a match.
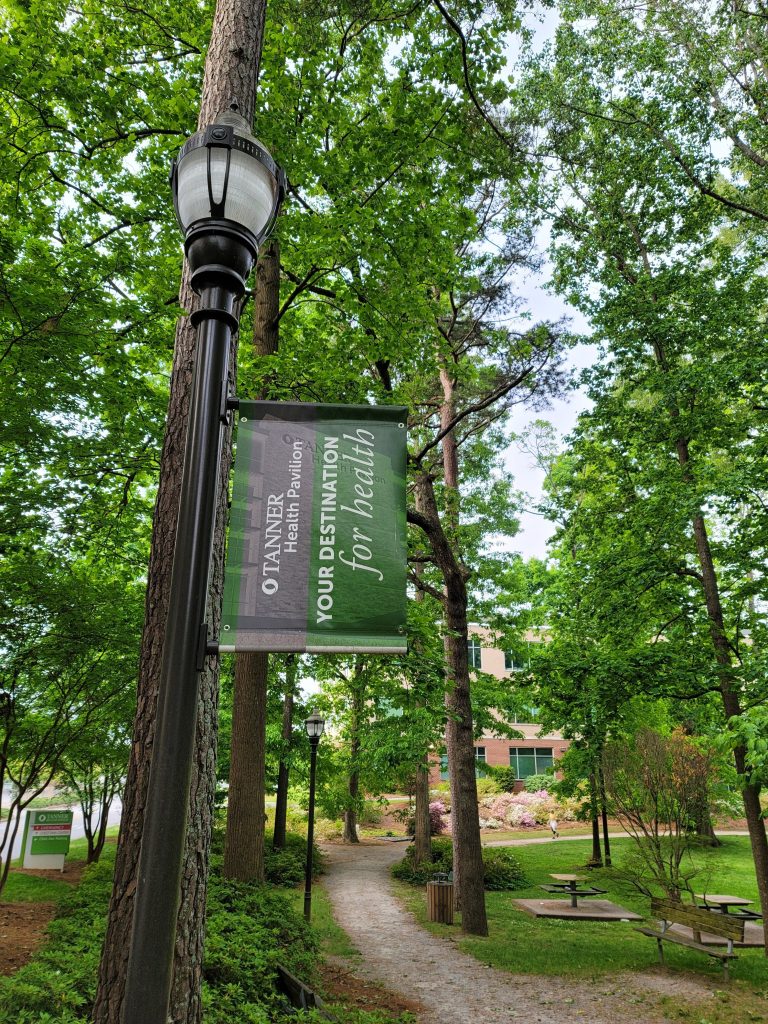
[430,627,569,792]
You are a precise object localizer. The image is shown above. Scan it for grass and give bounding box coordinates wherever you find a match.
[0,795,77,820]
[290,882,361,960]
[482,826,594,842]
[3,831,118,903]
[397,836,768,998]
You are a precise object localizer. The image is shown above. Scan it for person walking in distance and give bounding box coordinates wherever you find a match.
[548,817,559,839]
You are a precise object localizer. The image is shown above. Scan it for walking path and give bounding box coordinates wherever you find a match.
[320,840,718,1024]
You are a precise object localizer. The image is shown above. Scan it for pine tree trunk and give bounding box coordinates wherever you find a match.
[224,239,280,879]
[92,4,267,1019]
[411,521,432,865]
[412,469,487,935]
[224,653,267,879]
[343,659,365,844]
[273,655,296,850]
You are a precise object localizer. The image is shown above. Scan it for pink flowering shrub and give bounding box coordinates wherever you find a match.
[481,789,578,828]
[406,800,447,836]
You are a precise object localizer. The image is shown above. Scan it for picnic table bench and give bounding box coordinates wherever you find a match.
[635,897,745,981]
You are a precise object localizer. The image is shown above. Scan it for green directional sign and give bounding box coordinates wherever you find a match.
[21,809,73,868]
[222,402,407,653]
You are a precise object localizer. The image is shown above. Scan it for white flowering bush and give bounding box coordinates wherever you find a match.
[480,789,580,828]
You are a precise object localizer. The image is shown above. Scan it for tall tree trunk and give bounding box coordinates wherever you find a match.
[224,654,268,879]
[343,658,365,844]
[273,654,296,851]
[411,469,487,936]
[413,752,432,864]
[439,367,487,934]
[93,4,268,1019]
[598,764,611,867]
[342,771,360,843]
[224,238,280,880]
[411,560,432,865]
[587,771,602,868]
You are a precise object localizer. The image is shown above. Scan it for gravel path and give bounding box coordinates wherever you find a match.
[320,840,715,1024]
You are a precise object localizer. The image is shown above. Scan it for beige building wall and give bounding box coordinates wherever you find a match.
[429,625,568,790]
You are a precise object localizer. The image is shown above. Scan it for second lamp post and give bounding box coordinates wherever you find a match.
[303,711,325,922]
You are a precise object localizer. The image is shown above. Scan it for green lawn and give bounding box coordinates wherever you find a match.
[4,832,117,903]
[290,883,361,961]
[398,836,768,994]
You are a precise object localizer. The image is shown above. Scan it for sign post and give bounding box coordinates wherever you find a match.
[20,809,73,870]
[222,402,408,653]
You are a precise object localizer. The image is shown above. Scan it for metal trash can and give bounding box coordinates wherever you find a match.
[427,871,454,924]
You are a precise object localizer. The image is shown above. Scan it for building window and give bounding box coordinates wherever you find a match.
[468,637,482,670]
[509,747,554,780]
[475,746,487,778]
[439,754,449,781]
[504,651,516,670]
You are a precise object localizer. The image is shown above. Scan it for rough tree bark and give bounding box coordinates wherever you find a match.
[413,752,432,865]
[224,238,280,880]
[411,564,432,865]
[597,763,612,867]
[342,658,365,844]
[93,3,268,1019]
[410,467,488,935]
[273,653,297,850]
[587,771,603,868]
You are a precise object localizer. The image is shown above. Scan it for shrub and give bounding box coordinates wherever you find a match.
[405,801,447,837]
[489,766,518,792]
[203,878,318,1023]
[264,830,324,886]
[481,848,529,891]
[475,777,500,797]
[0,853,115,1022]
[391,839,528,891]
[358,800,384,826]
[523,774,552,793]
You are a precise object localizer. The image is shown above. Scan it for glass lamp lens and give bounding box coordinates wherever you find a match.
[224,150,276,237]
[305,715,325,739]
[175,144,277,238]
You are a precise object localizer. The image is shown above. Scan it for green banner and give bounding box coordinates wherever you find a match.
[222,402,407,653]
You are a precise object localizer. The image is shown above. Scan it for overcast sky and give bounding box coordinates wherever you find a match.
[501,262,595,561]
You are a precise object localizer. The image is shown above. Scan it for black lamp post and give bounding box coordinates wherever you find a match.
[122,105,284,1024]
[303,711,325,922]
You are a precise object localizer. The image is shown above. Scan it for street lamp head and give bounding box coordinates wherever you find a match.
[304,711,326,742]
[170,102,286,296]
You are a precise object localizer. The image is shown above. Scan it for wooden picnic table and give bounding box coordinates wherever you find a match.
[695,894,760,918]
[540,873,606,909]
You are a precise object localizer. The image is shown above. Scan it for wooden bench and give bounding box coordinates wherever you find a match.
[275,964,337,1020]
[635,897,745,981]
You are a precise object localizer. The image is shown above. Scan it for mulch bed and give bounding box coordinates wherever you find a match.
[0,860,87,977]
[0,901,57,975]
[13,859,86,885]
[319,960,424,1017]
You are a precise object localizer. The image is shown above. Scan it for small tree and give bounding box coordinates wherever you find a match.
[60,723,130,864]
[603,729,716,899]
